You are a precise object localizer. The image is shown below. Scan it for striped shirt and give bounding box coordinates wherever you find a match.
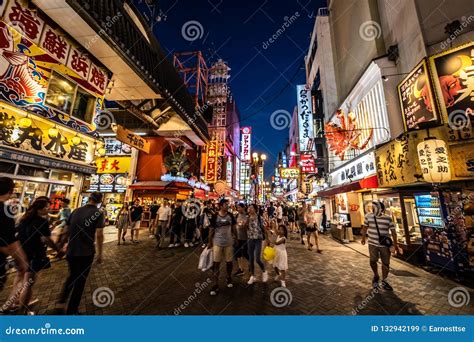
[363,213,395,247]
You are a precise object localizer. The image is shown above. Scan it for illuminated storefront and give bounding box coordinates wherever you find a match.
[0,1,108,210]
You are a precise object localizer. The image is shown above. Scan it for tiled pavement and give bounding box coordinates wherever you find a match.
[0,232,472,315]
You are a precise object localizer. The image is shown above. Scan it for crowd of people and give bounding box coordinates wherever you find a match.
[0,173,398,314]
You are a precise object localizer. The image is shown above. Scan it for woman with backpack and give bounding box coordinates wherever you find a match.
[247,203,269,285]
[16,197,62,314]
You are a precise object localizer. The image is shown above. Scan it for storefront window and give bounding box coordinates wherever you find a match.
[403,196,422,244]
[72,87,96,123]
[378,195,406,245]
[50,184,69,211]
[23,182,48,208]
[17,165,49,179]
[12,180,24,200]
[45,72,75,114]
[50,170,73,182]
[0,161,16,174]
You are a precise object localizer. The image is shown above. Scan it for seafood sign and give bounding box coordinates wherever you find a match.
[325,109,373,161]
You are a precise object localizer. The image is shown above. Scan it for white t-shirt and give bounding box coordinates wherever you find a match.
[158,206,172,221]
[276,206,283,219]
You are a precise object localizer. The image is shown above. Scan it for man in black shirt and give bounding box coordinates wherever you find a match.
[130,199,143,243]
[149,201,159,236]
[0,177,28,310]
[58,192,105,315]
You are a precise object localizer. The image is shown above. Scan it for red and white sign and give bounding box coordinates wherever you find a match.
[240,126,252,162]
[300,154,316,173]
[205,140,219,183]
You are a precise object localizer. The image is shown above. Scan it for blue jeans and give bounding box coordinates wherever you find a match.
[247,239,265,275]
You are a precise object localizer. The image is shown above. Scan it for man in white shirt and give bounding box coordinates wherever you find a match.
[155,200,172,249]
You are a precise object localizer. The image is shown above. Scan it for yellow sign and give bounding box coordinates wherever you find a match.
[96,157,131,174]
[280,167,300,179]
[115,125,150,153]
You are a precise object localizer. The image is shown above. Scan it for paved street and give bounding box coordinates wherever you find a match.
[1,233,472,315]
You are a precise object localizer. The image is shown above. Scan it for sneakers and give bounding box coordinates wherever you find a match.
[201,244,206,248]
[184,242,189,248]
[381,280,393,291]
[234,269,244,277]
[168,244,175,248]
[226,277,233,288]
[247,276,256,285]
[281,280,286,288]
[210,285,219,296]
[372,276,380,289]
[262,271,269,283]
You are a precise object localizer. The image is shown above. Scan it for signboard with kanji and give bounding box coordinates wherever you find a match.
[115,125,150,154]
[205,140,219,183]
[280,168,300,179]
[240,127,251,161]
[296,84,314,152]
[96,157,131,174]
[300,154,315,173]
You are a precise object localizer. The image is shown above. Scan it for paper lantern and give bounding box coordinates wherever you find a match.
[18,117,32,128]
[71,135,81,145]
[97,147,106,156]
[48,126,59,138]
[417,138,451,183]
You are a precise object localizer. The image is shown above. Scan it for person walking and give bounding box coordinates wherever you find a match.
[273,224,288,288]
[275,203,283,224]
[0,177,28,313]
[234,203,248,276]
[148,201,159,237]
[199,201,214,248]
[321,204,328,234]
[169,200,184,248]
[183,210,198,248]
[155,199,172,249]
[116,202,131,246]
[288,206,296,233]
[361,201,399,291]
[50,198,71,252]
[17,197,62,314]
[58,192,105,315]
[208,198,236,296]
[305,208,321,252]
[247,203,269,285]
[129,199,143,243]
[296,203,307,245]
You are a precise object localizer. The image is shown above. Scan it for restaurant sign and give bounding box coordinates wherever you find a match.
[280,167,300,179]
[330,152,376,187]
[115,125,150,153]
[205,140,219,183]
[300,154,316,173]
[296,84,314,152]
[240,127,251,161]
[85,173,128,193]
[398,59,439,130]
[96,157,131,174]
[375,134,420,187]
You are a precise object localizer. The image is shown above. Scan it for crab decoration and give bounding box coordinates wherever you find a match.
[325,109,373,160]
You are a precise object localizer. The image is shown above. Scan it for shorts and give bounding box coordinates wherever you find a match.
[131,221,141,230]
[234,240,248,259]
[297,221,307,233]
[213,245,233,263]
[369,244,391,267]
[306,224,317,233]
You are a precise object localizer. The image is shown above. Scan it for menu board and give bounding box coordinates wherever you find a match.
[86,173,127,193]
[398,59,439,130]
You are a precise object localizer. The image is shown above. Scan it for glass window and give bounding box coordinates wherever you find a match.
[0,161,16,174]
[403,196,422,244]
[17,165,49,178]
[45,72,75,114]
[50,170,72,182]
[72,87,96,123]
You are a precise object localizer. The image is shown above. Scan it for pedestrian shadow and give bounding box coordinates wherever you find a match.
[352,289,423,315]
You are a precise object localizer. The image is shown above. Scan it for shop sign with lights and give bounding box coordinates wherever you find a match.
[96,157,131,174]
[296,84,314,152]
[205,140,219,183]
[104,138,132,156]
[114,125,150,153]
[280,167,300,179]
[300,154,316,173]
[417,138,452,183]
[240,127,252,161]
[0,103,97,168]
[428,41,474,141]
[85,173,128,193]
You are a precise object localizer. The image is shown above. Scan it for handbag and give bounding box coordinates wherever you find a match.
[374,215,393,247]
[198,247,213,272]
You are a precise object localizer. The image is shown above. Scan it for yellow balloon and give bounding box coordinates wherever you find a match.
[263,246,276,261]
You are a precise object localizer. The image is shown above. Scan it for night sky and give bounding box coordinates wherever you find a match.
[135,0,326,179]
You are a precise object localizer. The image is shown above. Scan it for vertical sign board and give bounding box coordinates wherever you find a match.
[240,127,252,161]
[296,85,314,152]
[205,140,219,183]
[300,154,316,173]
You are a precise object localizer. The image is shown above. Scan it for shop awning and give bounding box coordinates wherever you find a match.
[316,175,378,197]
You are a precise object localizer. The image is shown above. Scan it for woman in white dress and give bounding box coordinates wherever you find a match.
[273,224,288,287]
